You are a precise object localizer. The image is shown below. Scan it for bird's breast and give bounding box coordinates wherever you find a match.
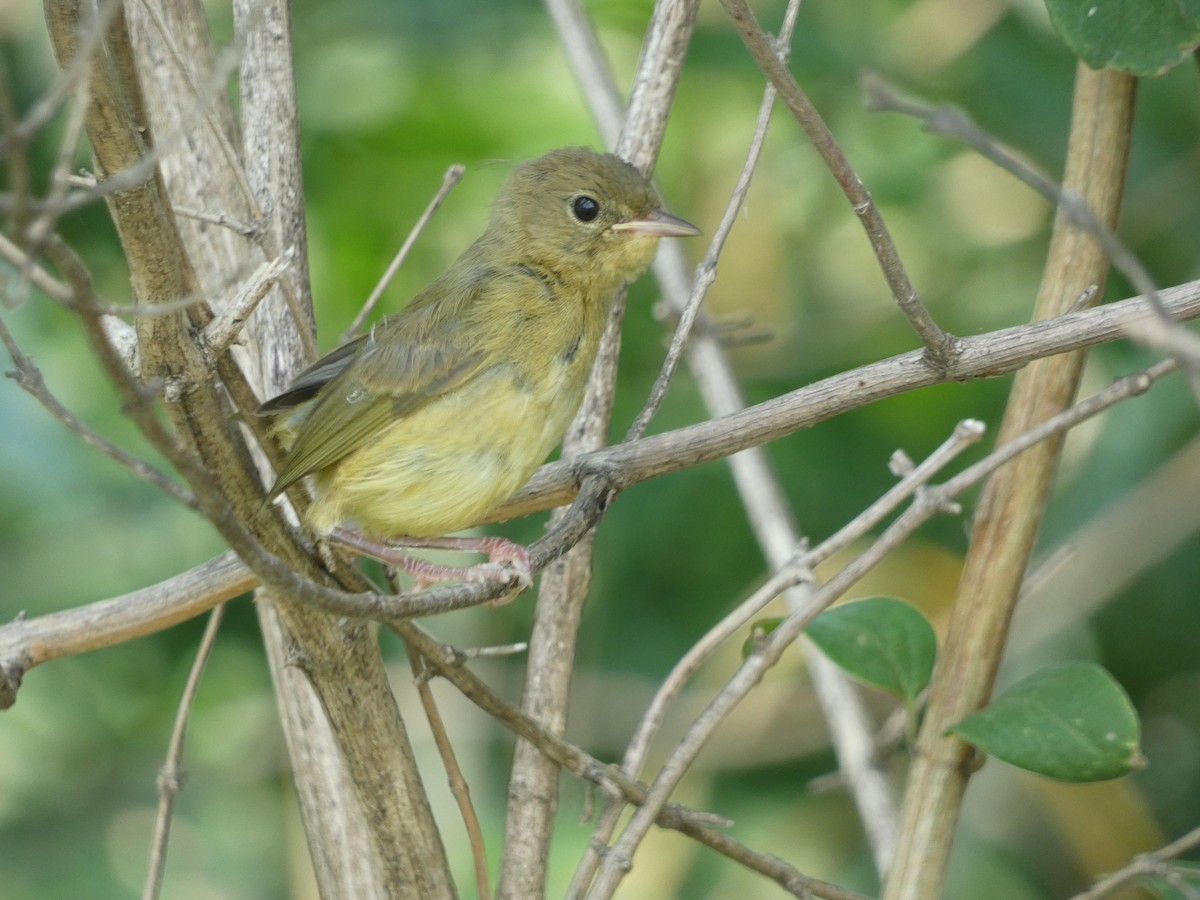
[305,351,589,539]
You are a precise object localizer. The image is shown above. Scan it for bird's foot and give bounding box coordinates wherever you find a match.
[329,528,533,600]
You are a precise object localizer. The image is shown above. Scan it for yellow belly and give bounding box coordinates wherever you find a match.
[305,364,580,538]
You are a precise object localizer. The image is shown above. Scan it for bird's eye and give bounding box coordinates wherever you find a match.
[571,195,601,222]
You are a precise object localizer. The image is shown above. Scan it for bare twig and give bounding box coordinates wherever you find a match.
[1067,822,1200,900]
[718,0,952,366]
[173,205,260,238]
[143,605,226,900]
[573,419,982,895]
[459,641,527,659]
[624,0,800,443]
[203,246,296,357]
[862,72,1200,405]
[1,281,1194,701]
[0,233,72,307]
[499,1,701,894]
[587,359,1175,897]
[397,620,872,900]
[23,46,92,257]
[406,644,492,900]
[0,314,198,508]
[0,551,252,709]
[343,164,466,340]
[4,156,165,220]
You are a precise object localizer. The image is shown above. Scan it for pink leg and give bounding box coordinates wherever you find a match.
[329,527,533,594]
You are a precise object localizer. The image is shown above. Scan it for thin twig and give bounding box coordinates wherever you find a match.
[586,360,1178,897]
[173,205,261,238]
[396,620,871,900]
[0,314,198,508]
[0,0,123,156]
[22,41,93,266]
[862,72,1200,405]
[624,0,800,443]
[582,417,982,893]
[343,164,465,340]
[405,643,492,900]
[459,641,527,659]
[1067,822,1200,900]
[6,157,163,219]
[142,604,226,900]
[203,246,296,357]
[5,275,1196,654]
[718,0,953,366]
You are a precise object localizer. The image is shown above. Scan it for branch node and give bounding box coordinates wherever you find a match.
[0,657,28,711]
[156,764,186,796]
[888,450,914,477]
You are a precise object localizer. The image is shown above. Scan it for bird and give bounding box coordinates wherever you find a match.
[258,146,699,589]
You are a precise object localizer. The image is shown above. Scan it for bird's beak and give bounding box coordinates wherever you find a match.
[611,208,701,238]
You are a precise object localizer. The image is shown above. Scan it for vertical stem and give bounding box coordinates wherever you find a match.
[232,1,455,895]
[497,2,700,896]
[883,64,1137,899]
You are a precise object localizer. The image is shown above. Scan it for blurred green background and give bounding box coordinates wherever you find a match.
[2,0,1199,897]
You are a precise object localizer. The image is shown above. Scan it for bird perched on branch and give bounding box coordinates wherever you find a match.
[259,146,699,589]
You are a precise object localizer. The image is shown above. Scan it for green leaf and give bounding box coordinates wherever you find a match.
[806,598,937,703]
[949,661,1144,782]
[1044,0,1200,76]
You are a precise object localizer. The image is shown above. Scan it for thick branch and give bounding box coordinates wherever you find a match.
[1,280,1194,693]
[884,65,1138,900]
[497,281,1200,522]
[0,550,252,709]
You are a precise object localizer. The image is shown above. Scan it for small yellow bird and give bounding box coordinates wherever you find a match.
[259,147,699,587]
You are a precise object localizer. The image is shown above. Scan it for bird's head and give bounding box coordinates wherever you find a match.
[492,147,699,283]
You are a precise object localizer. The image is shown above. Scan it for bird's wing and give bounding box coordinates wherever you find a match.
[256,336,367,414]
[267,288,490,494]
